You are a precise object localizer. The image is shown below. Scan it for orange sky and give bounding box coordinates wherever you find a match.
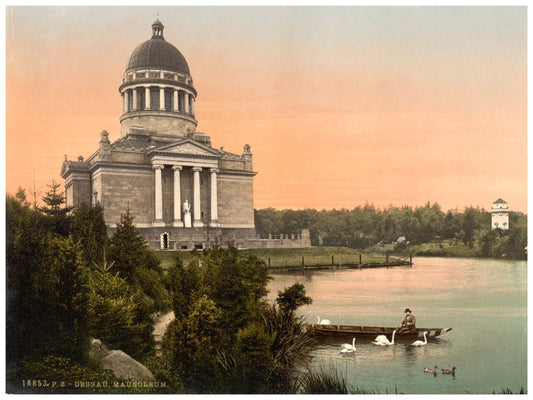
[5,6,528,212]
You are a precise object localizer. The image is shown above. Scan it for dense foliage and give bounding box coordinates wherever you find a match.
[162,248,316,393]
[255,203,527,259]
[6,185,168,392]
[7,190,88,364]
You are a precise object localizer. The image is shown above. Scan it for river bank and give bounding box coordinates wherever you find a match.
[154,246,409,270]
[364,238,527,260]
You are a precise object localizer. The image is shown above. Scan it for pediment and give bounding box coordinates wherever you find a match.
[149,139,220,158]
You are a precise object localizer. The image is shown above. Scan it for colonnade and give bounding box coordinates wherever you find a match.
[153,164,219,228]
[123,86,195,115]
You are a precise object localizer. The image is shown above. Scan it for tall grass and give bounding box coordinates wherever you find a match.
[492,387,526,394]
[298,362,380,394]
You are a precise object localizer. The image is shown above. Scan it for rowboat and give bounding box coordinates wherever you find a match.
[305,324,452,341]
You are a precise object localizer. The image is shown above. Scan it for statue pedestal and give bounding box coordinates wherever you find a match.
[184,213,192,228]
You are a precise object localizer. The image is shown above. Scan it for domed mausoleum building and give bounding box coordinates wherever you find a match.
[61,20,262,250]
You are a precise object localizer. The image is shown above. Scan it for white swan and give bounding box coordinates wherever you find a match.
[373,330,396,346]
[317,316,331,325]
[340,337,356,354]
[411,331,428,347]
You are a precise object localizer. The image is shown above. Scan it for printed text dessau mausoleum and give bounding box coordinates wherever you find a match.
[61,20,310,250]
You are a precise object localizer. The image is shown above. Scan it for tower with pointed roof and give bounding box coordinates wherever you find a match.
[491,198,510,230]
[61,20,257,249]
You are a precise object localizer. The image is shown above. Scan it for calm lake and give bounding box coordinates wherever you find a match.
[267,257,527,394]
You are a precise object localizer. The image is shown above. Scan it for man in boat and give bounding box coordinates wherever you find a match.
[397,308,416,333]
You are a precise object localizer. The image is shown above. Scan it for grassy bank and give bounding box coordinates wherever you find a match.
[154,246,408,270]
[365,239,482,258]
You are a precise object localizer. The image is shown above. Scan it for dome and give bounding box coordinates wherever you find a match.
[126,20,190,75]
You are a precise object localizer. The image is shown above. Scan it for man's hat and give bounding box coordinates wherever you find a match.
[404,308,412,313]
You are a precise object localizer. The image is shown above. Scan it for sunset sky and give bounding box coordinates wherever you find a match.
[5,6,527,212]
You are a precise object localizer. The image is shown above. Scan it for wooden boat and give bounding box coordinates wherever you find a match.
[305,324,452,341]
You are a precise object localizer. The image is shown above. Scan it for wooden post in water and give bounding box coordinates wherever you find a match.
[268,257,271,268]
[359,254,362,264]
[410,254,412,265]
[302,256,305,268]
[331,255,334,266]
[386,254,389,264]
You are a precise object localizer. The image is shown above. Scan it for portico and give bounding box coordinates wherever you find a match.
[150,139,221,228]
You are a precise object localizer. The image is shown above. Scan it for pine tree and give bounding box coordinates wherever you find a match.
[40,180,72,236]
[71,203,108,268]
[6,193,89,363]
[109,211,168,311]
[87,254,154,358]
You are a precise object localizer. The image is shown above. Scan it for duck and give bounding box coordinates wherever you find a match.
[424,365,438,374]
[441,367,457,375]
[411,331,428,347]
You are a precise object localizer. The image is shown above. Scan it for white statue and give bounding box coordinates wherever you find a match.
[183,199,191,228]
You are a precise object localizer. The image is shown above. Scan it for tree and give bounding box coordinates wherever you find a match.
[462,207,482,247]
[109,211,168,311]
[163,294,223,393]
[6,193,89,363]
[39,180,72,236]
[86,255,155,358]
[208,247,270,333]
[166,255,200,319]
[276,283,313,312]
[71,203,108,268]
[163,247,315,393]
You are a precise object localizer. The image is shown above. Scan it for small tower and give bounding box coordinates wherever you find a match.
[491,198,510,230]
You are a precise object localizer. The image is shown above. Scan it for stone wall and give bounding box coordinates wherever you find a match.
[240,229,312,249]
[65,176,92,208]
[217,174,254,226]
[123,227,312,250]
[94,167,154,225]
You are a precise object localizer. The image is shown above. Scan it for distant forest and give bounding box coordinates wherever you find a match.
[254,203,527,260]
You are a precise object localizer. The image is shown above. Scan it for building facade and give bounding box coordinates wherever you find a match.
[61,20,258,250]
[491,198,510,230]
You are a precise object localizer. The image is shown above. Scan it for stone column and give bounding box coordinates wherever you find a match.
[132,88,137,111]
[172,165,183,226]
[184,92,190,114]
[192,167,203,227]
[153,164,165,226]
[145,87,151,110]
[173,89,179,112]
[190,97,195,116]
[159,87,165,110]
[209,168,219,227]
[123,91,129,113]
